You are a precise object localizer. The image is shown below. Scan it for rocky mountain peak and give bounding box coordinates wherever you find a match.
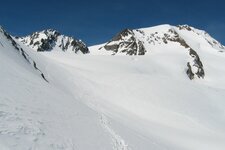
[18,29,89,54]
[99,28,146,55]
[177,24,193,31]
[90,24,225,80]
[98,24,224,56]
[111,28,133,41]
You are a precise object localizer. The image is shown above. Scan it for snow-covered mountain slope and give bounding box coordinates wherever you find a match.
[0,27,116,150]
[90,24,224,55]
[40,50,225,150]
[18,29,89,54]
[0,26,48,82]
[1,24,225,150]
[89,24,225,80]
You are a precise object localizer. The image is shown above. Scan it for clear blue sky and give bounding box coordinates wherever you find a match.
[0,0,224,46]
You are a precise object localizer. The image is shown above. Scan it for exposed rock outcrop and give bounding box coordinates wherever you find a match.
[100,29,146,55]
[19,29,89,54]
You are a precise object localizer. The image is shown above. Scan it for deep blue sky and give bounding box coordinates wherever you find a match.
[0,0,224,46]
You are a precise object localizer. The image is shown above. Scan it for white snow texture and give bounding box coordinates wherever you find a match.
[0,24,225,150]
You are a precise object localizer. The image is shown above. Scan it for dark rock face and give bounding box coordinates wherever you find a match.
[137,41,145,55]
[37,38,53,52]
[165,29,190,48]
[177,25,192,31]
[188,48,205,79]
[70,40,89,54]
[19,29,89,54]
[185,47,205,80]
[100,29,146,55]
[186,62,195,80]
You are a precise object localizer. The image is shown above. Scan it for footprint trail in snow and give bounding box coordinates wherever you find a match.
[100,115,131,150]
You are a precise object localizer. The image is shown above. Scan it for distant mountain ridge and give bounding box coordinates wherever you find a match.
[1,24,225,80]
[96,24,224,55]
[89,24,225,80]
[18,29,89,54]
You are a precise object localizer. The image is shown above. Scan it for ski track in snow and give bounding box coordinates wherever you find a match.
[100,114,131,150]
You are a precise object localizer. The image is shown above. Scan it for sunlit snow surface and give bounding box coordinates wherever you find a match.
[1,25,225,150]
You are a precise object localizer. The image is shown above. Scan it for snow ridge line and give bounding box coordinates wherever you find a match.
[100,114,131,150]
[0,41,3,47]
[1,27,49,82]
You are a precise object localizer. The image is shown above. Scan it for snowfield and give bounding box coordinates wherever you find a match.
[1,25,225,150]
